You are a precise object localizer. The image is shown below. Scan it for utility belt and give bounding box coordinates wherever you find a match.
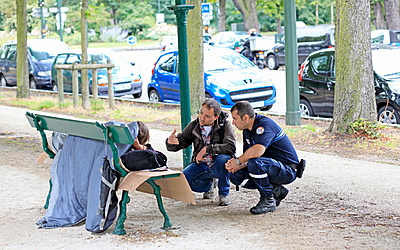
[287,159,306,178]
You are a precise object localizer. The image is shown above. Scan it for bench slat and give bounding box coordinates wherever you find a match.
[26,113,134,144]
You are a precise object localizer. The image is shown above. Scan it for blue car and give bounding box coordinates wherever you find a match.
[147,47,276,110]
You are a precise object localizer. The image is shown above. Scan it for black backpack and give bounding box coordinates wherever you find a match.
[120,148,168,171]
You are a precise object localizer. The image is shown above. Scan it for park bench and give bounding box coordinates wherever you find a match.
[25,111,195,235]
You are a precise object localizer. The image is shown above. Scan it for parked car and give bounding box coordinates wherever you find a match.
[371,29,400,47]
[0,39,71,89]
[51,48,143,98]
[266,25,335,70]
[298,46,400,124]
[147,47,276,110]
[208,31,249,51]
[161,34,213,53]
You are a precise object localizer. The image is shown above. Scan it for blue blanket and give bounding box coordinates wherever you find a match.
[37,121,138,232]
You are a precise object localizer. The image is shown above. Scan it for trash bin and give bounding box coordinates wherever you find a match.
[275,33,284,43]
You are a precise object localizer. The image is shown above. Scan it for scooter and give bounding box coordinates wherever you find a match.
[240,46,265,69]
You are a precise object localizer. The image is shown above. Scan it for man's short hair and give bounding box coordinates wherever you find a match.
[231,101,255,119]
[202,98,221,117]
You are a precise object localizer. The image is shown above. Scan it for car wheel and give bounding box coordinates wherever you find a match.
[378,105,400,124]
[149,89,161,102]
[266,55,278,70]
[30,78,37,89]
[300,99,314,117]
[205,93,212,99]
[133,92,142,98]
[260,105,272,111]
[1,75,7,87]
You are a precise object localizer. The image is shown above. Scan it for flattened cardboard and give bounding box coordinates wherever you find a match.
[118,169,196,205]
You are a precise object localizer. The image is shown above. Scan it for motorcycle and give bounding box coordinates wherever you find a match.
[240,44,265,69]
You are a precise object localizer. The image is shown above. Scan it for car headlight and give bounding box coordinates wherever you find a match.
[388,82,400,94]
[38,71,51,77]
[132,73,141,82]
[207,76,233,87]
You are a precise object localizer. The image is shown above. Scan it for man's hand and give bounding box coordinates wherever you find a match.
[196,147,207,163]
[167,129,179,145]
[225,158,241,173]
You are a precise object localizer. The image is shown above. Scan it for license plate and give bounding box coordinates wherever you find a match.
[113,83,131,91]
[259,54,265,59]
[250,101,264,108]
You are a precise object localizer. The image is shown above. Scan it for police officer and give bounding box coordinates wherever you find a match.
[225,101,300,214]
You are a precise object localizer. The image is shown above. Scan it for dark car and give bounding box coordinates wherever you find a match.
[298,46,400,124]
[51,48,143,98]
[0,39,71,89]
[147,47,276,110]
[266,25,335,70]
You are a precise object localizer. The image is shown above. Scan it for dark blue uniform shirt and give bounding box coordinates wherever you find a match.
[243,114,299,165]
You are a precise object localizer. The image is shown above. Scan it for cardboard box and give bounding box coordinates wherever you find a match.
[118,169,196,205]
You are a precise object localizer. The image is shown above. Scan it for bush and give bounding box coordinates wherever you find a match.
[99,26,128,42]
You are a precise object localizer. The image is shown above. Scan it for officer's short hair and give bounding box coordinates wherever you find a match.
[231,101,255,119]
[202,98,221,117]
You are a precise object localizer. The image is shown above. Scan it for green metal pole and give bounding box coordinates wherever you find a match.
[57,0,63,41]
[168,1,194,169]
[284,0,301,126]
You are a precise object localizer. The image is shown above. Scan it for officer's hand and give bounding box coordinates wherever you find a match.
[225,158,238,173]
[167,129,179,145]
[196,147,206,164]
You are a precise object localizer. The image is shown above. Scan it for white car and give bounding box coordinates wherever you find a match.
[371,29,400,46]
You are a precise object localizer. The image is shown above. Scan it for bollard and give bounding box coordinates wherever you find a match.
[91,61,98,101]
[72,62,79,107]
[107,60,114,109]
[56,63,64,103]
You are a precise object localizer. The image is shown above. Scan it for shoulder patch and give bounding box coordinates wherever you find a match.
[256,127,265,135]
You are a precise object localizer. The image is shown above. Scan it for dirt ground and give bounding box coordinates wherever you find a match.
[1,124,399,249]
[0,89,399,249]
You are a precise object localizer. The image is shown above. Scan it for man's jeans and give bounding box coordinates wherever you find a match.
[229,157,296,197]
[183,154,231,197]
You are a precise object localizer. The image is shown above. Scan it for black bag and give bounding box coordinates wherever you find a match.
[120,148,168,171]
[96,156,120,232]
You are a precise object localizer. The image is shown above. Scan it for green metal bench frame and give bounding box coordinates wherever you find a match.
[26,111,179,235]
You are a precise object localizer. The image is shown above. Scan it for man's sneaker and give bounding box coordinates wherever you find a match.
[219,196,231,206]
[250,196,276,214]
[273,185,289,207]
[203,178,218,199]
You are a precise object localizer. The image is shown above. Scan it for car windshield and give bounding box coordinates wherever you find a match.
[28,40,71,61]
[204,50,254,72]
[372,49,400,79]
[89,50,131,67]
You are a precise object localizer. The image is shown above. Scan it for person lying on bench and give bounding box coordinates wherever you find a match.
[165,99,236,206]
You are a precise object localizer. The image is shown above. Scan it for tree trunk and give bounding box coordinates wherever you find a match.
[218,0,226,32]
[329,0,376,134]
[316,1,319,25]
[232,0,259,31]
[384,0,400,29]
[374,1,386,29]
[81,0,90,109]
[187,0,205,114]
[276,17,282,33]
[16,0,29,98]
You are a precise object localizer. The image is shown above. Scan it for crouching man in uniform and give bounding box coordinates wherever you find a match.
[226,101,304,214]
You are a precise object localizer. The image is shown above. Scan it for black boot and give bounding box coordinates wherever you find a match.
[250,196,276,215]
[273,185,289,207]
